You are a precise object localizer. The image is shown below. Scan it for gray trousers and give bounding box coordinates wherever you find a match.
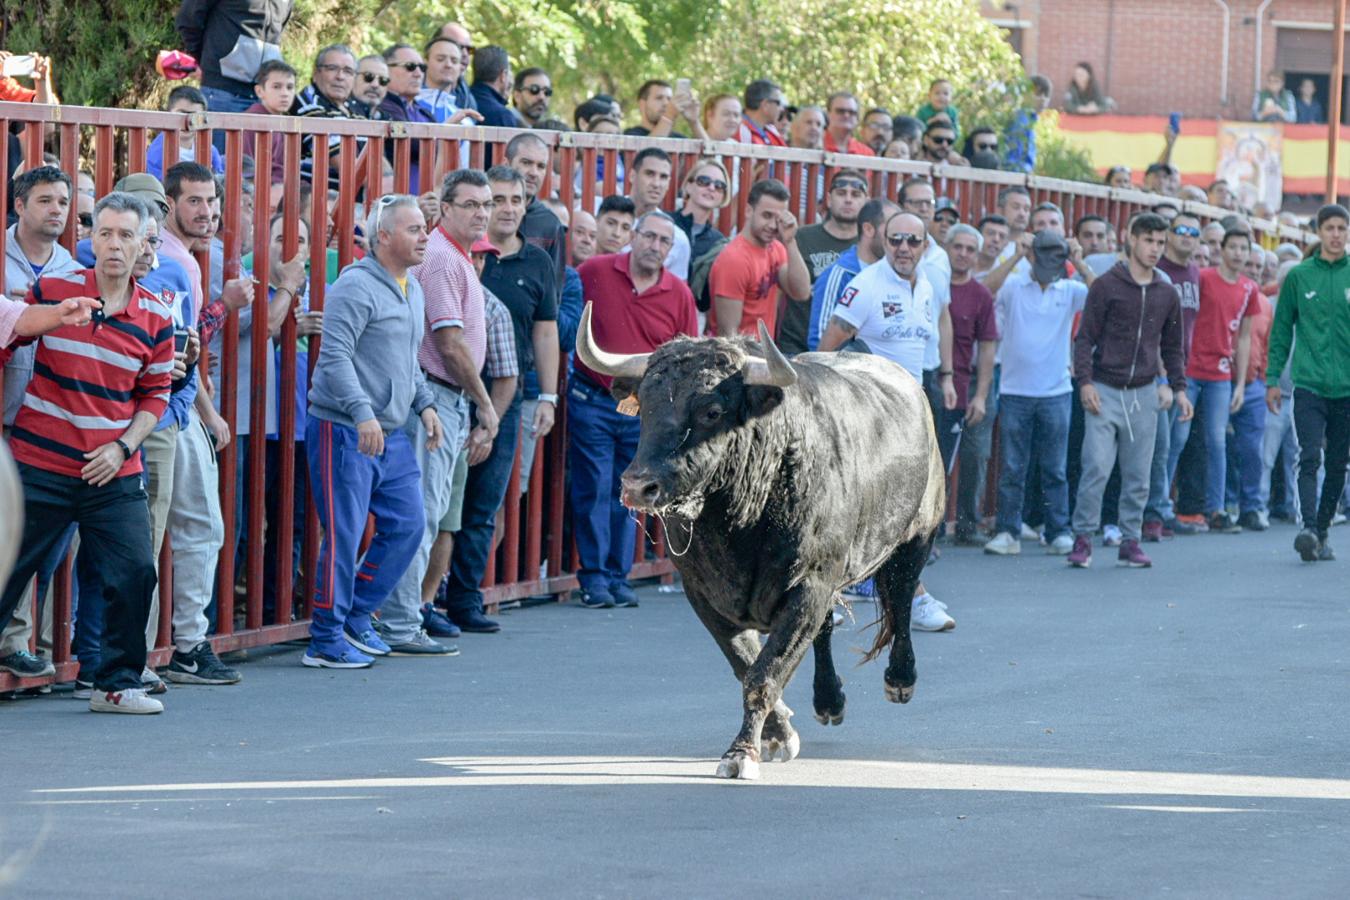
[168,410,224,653]
[1072,382,1159,541]
[381,381,470,643]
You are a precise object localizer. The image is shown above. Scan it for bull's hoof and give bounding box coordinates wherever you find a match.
[760,729,801,763]
[715,751,761,780]
[813,693,846,726]
[885,681,916,704]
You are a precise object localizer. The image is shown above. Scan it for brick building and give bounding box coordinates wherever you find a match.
[982,0,1345,123]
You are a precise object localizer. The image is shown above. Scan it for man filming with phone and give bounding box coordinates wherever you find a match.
[0,51,57,104]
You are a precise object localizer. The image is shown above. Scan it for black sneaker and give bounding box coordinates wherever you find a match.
[451,610,502,633]
[165,642,242,685]
[1295,528,1321,562]
[0,650,55,678]
[1207,512,1242,534]
[1237,510,1268,531]
[577,586,614,609]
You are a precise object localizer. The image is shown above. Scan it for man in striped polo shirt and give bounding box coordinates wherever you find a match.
[0,192,174,714]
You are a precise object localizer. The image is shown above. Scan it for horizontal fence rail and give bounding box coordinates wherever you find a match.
[0,101,1313,692]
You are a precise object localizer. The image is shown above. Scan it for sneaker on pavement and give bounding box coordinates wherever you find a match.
[578,585,615,609]
[1164,517,1197,536]
[1208,511,1242,534]
[141,666,167,695]
[1046,533,1074,555]
[1237,510,1268,532]
[1294,528,1320,562]
[1141,520,1164,543]
[165,641,241,685]
[1019,522,1041,542]
[387,629,459,657]
[1317,537,1335,561]
[421,604,461,638]
[302,643,374,668]
[1102,524,1123,547]
[73,680,93,700]
[911,593,955,632]
[1117,539,1152,568]
[1176,514,1209,533]
[451,610,502,633]
[1067,534,1093,568]
[984,532,1021,555]
[0,650,55,678]
[343,627,391,657]
[90,687,163,714]
[1333,512,1348,527]
[610,582,640,608]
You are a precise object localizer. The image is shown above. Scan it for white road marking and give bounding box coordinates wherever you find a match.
[1102,805,1265,814]
[21,796,379,805]
[28,757,1350,802]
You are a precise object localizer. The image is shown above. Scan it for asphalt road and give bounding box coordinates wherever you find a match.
[2,522,1348,898]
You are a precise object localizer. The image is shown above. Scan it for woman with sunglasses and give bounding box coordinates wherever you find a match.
[674,159,731,263]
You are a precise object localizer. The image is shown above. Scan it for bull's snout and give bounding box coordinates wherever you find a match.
[620,470,663,511]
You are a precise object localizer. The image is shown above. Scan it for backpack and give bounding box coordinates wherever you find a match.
[686,236,730,313]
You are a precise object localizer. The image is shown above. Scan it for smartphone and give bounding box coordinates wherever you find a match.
[675,78,692,94]
[1,55,36,79]
[1168,111,1182,135]
[174,329,190,353]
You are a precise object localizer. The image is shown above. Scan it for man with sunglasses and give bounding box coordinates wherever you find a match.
[378,45,438,190]
[920,120,968,166]
[779,169,870,354]
[816,212,957,632]
[512,68,554,128]
[737,80,787,146]
[823,91,874,157]
[354,55,390,111]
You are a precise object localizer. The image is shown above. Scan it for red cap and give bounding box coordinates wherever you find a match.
[156,50,199,81]
[470,238,500,256]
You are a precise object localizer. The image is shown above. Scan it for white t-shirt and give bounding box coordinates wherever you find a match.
[919,239,952,371]
[995,272,1088,398]
[832,259,937,379]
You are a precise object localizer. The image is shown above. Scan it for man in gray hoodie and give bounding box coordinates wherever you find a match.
[1068,212,1192,569]
[303,195,443,669]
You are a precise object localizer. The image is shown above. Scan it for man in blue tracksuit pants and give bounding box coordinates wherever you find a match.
[303,195,444,668]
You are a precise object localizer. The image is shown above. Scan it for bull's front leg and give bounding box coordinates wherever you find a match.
[717,584,825,781]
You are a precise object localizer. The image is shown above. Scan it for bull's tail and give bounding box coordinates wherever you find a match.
[861,599,895,664]
[859,530,935,664]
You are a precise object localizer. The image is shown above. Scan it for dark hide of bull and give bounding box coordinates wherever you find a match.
[612,334,945,780]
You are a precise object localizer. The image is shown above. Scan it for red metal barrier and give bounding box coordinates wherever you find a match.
[0,100,1313,693]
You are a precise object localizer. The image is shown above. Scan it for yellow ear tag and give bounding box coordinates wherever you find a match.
[616,395,640,417]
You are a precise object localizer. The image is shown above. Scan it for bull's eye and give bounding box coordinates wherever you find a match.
[701,405,722,425]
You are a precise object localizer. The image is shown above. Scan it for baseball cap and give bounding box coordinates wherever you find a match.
[114,173,170,216]
[934,197,959,219]
[470,238,500,256]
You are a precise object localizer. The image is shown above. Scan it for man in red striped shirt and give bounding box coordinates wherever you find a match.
[0,193,174,714]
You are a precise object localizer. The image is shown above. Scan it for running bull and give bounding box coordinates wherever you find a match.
[576,304,945,780]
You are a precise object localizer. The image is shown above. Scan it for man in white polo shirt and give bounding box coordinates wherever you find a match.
[818,211,957,632]
[984,230,1089,556]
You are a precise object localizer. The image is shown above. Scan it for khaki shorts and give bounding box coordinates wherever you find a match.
[438,449,470,533]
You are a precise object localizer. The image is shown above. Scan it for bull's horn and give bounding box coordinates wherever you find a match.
[743,319,797,387]
[576,302,650,380]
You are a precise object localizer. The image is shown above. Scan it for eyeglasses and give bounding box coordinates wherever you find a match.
[317,63,357,77]
[145,235,162,248]
[831,107,859,117]
[635,229,674,249]
[450,200,496,212]
[974,141,998,152]
[361,72,391,86]
[521,84,553,97]
[693,174,728,192]
[831,178,869,194]
[928,135,955,146]
[905,198,935,210]
[1172,225,1201,237]
[78,213,93,228]
[394,62,427,73]
[886,233,925,248]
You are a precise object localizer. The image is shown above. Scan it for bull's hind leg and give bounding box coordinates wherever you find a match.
[717,584,825,780]
[811,610,846,726]
[875,532,935,704]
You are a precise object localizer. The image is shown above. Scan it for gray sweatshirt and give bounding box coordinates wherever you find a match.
[307,255,435,431]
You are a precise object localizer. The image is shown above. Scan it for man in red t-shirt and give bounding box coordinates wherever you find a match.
[706,179,810,338]
[1,194,173,714]
[823,91,875,157]
[571,211,698,609]
[1175,227,1258,532]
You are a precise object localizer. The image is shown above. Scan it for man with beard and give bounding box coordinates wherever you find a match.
[511,68,553,127]
[779,168,868,354]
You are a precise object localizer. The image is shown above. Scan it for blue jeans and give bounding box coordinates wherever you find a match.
[1144,392,1184,523]
[1172,378,1233,515]
[995,393,1072,540]
[305,418,424,649]
[1259,394,1299,518]
[201,86,256,155]
[1224,379,1267,514]
[444,395,522,618]
[567,376,641,591]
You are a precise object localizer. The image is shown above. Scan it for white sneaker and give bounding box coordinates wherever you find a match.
[1102,524,1123,546]
[1046,533,1075,555]
[1019,522,1041,541]
[984,532,1021,555]
[911,593,955,632]
[831,609,844,627]
[90,687,164,714]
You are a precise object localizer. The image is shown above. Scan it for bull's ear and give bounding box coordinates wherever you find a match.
[743,385,786,419]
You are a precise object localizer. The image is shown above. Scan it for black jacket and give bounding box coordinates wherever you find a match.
[177,0,293,96]
[1075,261,1187,393]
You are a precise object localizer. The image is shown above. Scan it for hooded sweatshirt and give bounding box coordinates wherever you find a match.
[1074,260,1187,393]
[307,255,435,431]
[1266,252,1350,399]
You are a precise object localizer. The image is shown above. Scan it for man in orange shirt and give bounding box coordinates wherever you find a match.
[706,179,810,338]
[823,92,874,157]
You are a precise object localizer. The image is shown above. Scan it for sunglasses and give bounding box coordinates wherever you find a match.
[78,213,93,228]
[1172,225,1201,237]
[929,135,955,145]
[395,62,427,73]
[521,84,553,97]
[886,233,925,248]
[832,178,869,194]
[974,141,998,152]
[361,72,391,86]
[693,174,728,192]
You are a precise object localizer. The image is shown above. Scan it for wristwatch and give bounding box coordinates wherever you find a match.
[115,438,133,460]
[537,393,559,405]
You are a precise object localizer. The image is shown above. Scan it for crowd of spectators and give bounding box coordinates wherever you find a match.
[1,8,1347,713]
